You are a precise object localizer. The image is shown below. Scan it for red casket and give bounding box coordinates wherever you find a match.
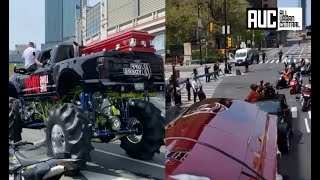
[81,30,156,54]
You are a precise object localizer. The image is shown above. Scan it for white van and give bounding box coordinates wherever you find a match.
[228,48,253,66]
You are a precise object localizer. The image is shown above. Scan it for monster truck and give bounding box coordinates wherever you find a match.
[9,31,165,166]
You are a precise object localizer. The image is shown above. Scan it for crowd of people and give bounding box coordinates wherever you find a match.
[166,62,231,108]
[245,56,311,103]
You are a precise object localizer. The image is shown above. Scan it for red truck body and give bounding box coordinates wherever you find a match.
[165,98,279,180]
[81,30,156,54]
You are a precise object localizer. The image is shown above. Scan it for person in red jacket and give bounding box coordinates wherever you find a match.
[245,84,261,103]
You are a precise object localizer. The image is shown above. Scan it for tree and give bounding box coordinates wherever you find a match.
[166,0,197,48]
[166,0,250,48]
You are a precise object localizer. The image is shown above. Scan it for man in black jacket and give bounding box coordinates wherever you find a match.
[186,78,191,101]
[204,65,211,82]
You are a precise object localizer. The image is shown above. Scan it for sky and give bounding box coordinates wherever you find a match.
[9,0,101,50]
[9,0,45,50]
[9,0,311,50]
[278,0,311,26]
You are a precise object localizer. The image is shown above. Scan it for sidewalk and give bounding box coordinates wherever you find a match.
[165,63,227,81]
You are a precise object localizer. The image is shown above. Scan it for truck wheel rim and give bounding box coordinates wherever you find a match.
[51,124,65,154]
[126,117,143,144]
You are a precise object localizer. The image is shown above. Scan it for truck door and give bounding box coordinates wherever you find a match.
[23,50,54,95]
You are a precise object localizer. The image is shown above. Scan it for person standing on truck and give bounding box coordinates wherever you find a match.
[22,42,43,72]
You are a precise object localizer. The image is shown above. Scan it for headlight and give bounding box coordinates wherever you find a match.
[109,116,121,130]
[99,98,112,116]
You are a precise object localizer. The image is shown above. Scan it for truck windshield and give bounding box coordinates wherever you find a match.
[235,52,246,58]
[255,101,281,114]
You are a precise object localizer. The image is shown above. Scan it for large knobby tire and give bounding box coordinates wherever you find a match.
[46,103,93,165]
[120,100,164,160]
[9,98,22,143]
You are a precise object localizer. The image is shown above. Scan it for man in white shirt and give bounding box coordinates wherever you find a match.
[191,78,200,103]
[22,42,43,72]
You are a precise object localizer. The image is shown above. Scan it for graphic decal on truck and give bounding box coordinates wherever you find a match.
[39,75,49,92]
[25,75,49,94]
[25,75,40,94]
[123,63,152,79]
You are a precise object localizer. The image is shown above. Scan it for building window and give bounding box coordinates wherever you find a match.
[263,4,268,8]
[86,4,101,37]
[137,0,140,16]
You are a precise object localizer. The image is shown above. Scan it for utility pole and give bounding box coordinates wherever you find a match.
[197,3,203,65]
[172,60,177,105]
[224,0,228,73]
[252,30,255,51]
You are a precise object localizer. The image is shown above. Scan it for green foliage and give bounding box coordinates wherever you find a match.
[166,0,251,47]
[96,115,108,128]
[166,0,197,48]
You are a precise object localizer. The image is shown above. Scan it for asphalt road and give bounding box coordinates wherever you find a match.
[212,45,311,180]
[13,97,165,180]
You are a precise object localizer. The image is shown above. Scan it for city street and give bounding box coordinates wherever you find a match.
[264,43,311,62]
[164,42,311,179]
[165,63,240,107]
[213,44,311,180]
[11,97,165,180]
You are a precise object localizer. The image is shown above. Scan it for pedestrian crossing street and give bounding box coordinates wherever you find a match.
[257,58,311,64]
[178,73,238,107]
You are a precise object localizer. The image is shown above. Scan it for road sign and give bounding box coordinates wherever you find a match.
[222,25,230,34]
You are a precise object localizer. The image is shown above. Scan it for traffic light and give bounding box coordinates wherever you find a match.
[209,22,214,33]
[227,37,232,48]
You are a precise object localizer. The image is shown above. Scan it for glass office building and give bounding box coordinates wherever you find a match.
[42,0,80,49]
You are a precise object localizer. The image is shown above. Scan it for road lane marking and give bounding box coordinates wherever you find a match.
[308,111,311,119]
[270,60,274,63]
[284,47,294,56]
[265,60,270,63]
[291,107,297,118]
[304,118,310,133]
[94,149,165,168]
[268,49,278,56]
[81,171,138,180]
[276,60,279,63]
[293,59,297,63]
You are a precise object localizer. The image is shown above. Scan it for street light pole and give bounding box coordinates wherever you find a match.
[252,30,255,51]
[172,61,177,105]
[197,3,203,65]
[224,0,228,73]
